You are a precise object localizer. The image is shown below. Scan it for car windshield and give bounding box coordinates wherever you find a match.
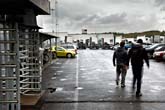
[62,45,75,49]
[155,46,165,51]
[67,46,75,49]
[57,47,65,51]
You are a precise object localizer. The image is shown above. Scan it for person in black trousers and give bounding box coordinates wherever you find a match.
[113,41,128,88]
[127,39,149,97]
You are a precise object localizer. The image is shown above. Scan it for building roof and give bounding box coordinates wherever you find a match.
[0,0,50,15]
[39,32,58,43]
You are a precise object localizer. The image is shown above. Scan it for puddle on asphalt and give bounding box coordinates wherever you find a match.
[50,66,60,69]
[57,71,64,73]
[108,83,115,86]
[108,90,114,93]
[56,62,62,65]
[95,68,102,71]
[53,73,57,76]
[56,87,63,92]
[81,75,87,78]
[76,87,84,90]
[80,68,86,71]
[51,77,56,80]
[150,90,159,93]
[60,78,67,81]
[151,86,162,91]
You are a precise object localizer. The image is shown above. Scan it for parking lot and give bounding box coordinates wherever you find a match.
[41,49,165,110]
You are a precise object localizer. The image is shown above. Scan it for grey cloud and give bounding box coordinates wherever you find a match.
[154,0,165,6]
[57,1,99,21]
[82,14,100,23]
[160,6,165,11]
[89,0,146,4]
[98,13,127,24]
[38,0,162,33]
[74,12,127,26]
[154,0,165,11]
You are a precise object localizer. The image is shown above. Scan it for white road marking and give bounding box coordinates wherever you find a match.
[74,54,79,110]
[60,78,67,81]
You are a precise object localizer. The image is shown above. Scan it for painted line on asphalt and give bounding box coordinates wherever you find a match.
[45,100,165,103]
[74,54,79,110]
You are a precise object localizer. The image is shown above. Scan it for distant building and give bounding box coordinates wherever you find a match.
[115,35,123,44]
[137,35,151,43]
[68,33,114,45]
[82,29,88,34]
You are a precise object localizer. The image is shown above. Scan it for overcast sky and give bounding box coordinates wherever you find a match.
[37,0,165,34]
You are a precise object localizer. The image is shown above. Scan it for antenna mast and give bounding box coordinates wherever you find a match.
[55,0,59,37]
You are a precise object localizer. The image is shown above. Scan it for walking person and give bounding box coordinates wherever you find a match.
[113,41,128,88]
[127,39,149,97]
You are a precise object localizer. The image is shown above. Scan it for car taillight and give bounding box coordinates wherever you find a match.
[160,53,164,57]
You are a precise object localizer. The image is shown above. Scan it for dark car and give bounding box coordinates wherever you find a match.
[146,43,165,58]
[90,42,99,49]
[102,42,110,49]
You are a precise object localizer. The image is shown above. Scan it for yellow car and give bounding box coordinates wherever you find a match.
[51,46,76,58]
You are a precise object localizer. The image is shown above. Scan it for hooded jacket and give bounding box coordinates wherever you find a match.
[113,47,128,66]
[128,43,149,67]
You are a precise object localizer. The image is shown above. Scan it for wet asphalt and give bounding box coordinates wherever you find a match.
[41,49,165,110]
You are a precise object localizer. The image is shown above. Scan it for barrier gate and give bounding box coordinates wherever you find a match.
[0,16,42,110]
[0,20,20,110]
[19,27,41,95]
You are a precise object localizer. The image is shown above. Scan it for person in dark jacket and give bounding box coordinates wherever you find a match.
[127,39,149,97]
[113,41,128,88]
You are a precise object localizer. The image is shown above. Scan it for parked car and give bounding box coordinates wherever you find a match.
[90,42,99,49]
[153,46,165,61]
[124,43,132,50]
[163,54,165,60]
[78,42,86,49]
[142,43,152,48]
[112,44,120,50]
[102,42,110,49]
[154,46,165,52]
[153,50,165,61]
[145,43,165,58]
[50,46,76,58]
[61,45,77,54]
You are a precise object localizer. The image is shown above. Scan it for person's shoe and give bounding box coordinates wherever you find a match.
[121,84,125,88]
[136,92,142,97]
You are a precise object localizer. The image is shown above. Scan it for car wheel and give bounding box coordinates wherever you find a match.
[43,54,49,62]
[67,53,72,58]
